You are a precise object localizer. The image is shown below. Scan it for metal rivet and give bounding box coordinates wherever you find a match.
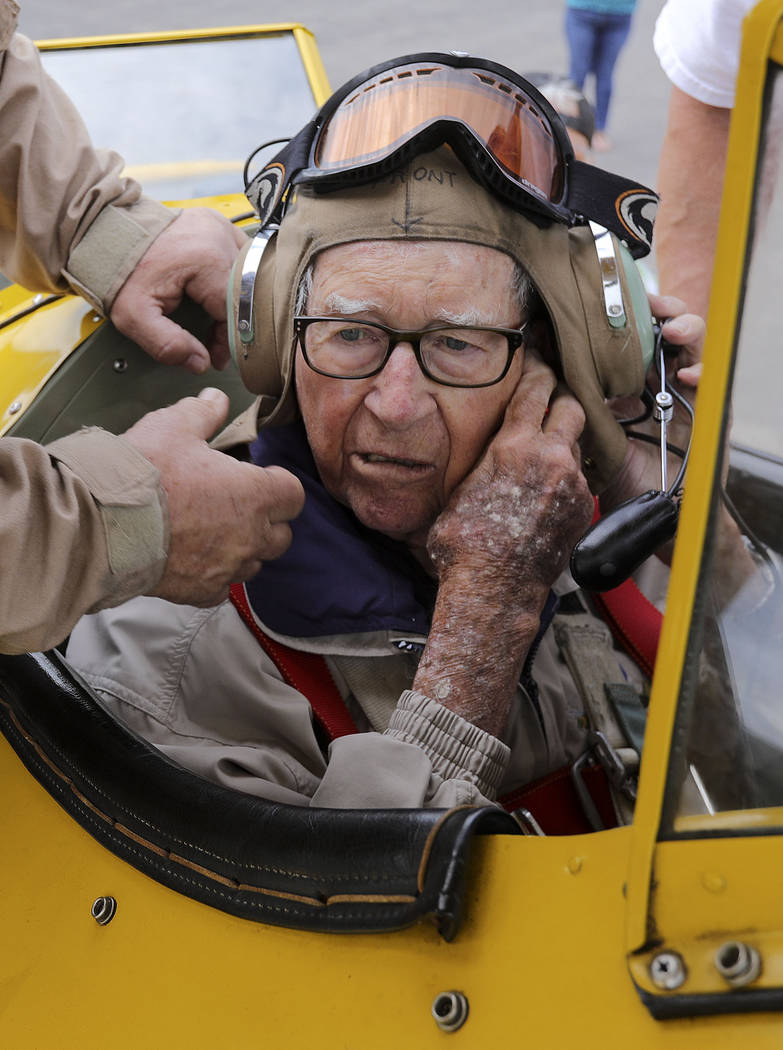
[33,293,44,305]
[113,359,128,373]
[608,303,623,315]
[715,941,761,987]
[238,319,250,332]
[700,871,726,894]
[8,399,22,414]
[92,314,102,323]
[650,951,686,990]
[432,991,469,1033]
[91,896,117,925]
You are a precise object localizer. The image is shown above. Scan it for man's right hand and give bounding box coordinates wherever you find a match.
[427,353,593,603]
[414,355,593,737]
[122,389,304,607]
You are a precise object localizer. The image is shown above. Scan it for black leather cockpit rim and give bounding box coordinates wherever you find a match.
[0,651,518,937]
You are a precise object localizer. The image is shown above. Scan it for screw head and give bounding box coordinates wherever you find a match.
[91,896,117,925]
[715,941,761,987]
[112,359,128,373]
[432,991,469,1033]
[650,951,687,990]
[8,399,22,414]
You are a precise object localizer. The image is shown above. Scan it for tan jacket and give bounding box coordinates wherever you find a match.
[0,6,176,653]
[66,584,648,810]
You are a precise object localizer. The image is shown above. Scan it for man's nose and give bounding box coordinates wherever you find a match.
[363,343,436,427]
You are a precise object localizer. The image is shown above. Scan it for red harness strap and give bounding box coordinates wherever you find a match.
[591,582,660,680]
[229,584,359,740]
[500,763,617,834]
[229,584,621,834]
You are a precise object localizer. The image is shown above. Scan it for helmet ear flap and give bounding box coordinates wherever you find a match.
[228,229,298,425]
[552,224,655,493]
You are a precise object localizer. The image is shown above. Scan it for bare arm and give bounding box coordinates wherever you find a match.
[655,85,732,318]
[413,355,594,737]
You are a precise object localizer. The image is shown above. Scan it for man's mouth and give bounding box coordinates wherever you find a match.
[356,452,433,474]
[362,452,426,468]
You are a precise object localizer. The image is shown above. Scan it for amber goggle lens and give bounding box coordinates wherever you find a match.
[313,63,565,203]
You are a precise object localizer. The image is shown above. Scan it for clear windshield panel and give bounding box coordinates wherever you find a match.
[667,63,783,832]
[39,32,318,202]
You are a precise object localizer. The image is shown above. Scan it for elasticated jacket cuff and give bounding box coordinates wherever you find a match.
[385,689,510,799]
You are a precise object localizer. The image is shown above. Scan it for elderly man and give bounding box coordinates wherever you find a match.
[67,55,702,818]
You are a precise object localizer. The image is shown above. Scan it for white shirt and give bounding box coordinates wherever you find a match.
[654,0,759,107]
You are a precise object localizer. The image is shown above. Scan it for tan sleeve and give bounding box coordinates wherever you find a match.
[67,598,508,809]
[0,28,178,310]
[0,431,168,654]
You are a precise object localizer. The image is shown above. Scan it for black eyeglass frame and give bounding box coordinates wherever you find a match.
[294,315,527,389]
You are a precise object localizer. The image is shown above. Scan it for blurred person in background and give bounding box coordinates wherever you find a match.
[564,0,638,151]
[524,72,596,161]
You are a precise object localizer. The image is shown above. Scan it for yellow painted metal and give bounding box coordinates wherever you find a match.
[292,25,332,105]
[36,23,322,52]
[629,836,783,999]
[4,726,783,1048]
[624,0,783,956]
[0,297,101,436]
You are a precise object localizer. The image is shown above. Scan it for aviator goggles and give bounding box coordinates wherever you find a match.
[245,53,658,257]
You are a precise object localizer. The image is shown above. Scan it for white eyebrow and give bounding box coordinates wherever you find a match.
[433,307,488,326]
[323,292,380,315]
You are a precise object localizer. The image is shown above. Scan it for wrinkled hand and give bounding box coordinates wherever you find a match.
[110,208,246,374]
[428,354,594,601]
[601,293,706,514]
[122,389,304,607]
[414,356,594,736]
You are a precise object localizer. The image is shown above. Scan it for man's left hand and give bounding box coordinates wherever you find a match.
[109,208,246,374]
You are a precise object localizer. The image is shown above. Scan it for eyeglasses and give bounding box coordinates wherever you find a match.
[245,53,657,257]
[294,316,526,388]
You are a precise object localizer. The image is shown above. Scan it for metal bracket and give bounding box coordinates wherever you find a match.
[237,226,277,346]
[510,807,546,836]
[571,731,639,832]
[590,220,626,328]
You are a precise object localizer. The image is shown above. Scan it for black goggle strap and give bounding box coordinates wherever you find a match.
[567,160,659,258]
[245,121,317,226]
